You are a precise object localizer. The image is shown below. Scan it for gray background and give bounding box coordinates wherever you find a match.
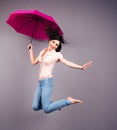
[0,0,117,130]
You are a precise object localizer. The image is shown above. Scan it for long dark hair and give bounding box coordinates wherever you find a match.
[46,26,65,52]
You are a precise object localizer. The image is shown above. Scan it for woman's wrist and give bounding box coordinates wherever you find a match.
[80,66,84,70]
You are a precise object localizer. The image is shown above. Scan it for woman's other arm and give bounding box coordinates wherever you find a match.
[59,58,92,70]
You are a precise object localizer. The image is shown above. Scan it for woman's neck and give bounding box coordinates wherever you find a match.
[47,46,55,52]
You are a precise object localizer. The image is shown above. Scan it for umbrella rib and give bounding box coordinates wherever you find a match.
[17,19,34,32]
[15,14,36,19]
[39,18,58,30]
[16,14,56,31]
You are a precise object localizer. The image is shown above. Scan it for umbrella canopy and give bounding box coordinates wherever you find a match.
[6,10,63,42]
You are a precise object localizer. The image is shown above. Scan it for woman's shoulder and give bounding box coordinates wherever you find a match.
[55,51,63,58]
[41,48,47,52]
[56,51,63,55]
[39,48,47,53]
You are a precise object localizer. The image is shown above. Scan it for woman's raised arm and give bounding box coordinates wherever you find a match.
[27,44,39,65]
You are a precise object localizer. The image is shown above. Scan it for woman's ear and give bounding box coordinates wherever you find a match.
[56,43,62,52]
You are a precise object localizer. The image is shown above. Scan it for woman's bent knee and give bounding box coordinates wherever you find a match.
[32,105,39,111]
[43,108,52,113]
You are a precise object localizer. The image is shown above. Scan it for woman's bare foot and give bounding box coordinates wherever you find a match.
[68,96,83,104]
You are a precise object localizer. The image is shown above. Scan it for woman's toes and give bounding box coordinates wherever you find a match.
[68,96,83,104]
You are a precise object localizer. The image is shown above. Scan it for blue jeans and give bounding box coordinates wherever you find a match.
[32,78,71,113]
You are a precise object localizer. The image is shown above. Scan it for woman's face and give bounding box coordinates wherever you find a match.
[48,40,60,50]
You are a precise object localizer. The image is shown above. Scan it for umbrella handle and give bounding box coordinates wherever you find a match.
[28,46,31,49]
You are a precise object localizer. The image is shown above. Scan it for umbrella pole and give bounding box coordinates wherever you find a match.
[30,17,39,43]
[30,37,33,43]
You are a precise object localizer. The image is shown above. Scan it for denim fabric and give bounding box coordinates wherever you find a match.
[32,78,71,113]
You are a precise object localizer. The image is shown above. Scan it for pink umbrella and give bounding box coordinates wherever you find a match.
[6,10,63,42]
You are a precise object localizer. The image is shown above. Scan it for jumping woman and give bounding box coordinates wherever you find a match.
[27,27,92,113]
